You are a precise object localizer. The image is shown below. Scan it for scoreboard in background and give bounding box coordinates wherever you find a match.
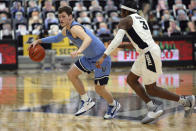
[0,40,17,70]
[110,40,193,64]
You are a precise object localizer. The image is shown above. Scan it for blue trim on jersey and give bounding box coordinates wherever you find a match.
[66,21,106,58]
[41,33,65,43]
[70,22,86,31]
[75,59,92,74]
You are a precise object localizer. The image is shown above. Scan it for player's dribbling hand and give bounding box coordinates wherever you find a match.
[27,40,40,51]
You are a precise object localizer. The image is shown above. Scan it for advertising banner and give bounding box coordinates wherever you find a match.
[23,35,39,56]
[0,53,2,64]
[110,40,192,62]
[0,43,16,64]
[52,38,77,55]
[159,40,192,61]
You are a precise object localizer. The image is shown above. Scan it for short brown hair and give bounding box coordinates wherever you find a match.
[58,6,72,16]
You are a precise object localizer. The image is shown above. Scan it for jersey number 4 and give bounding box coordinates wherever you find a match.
[140,21,149,30]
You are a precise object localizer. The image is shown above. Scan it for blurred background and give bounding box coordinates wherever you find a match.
[0,1,196,130]
[0,0,195,70]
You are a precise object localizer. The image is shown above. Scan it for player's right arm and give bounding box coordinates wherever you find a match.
[107,40,135,50]
[117,16,135,50]
[104,16,133,55]
[28,27,67,49]
[118,43,134,49]
[96,16,133,68]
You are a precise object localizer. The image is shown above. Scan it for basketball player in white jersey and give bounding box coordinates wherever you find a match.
[96,0,195,124]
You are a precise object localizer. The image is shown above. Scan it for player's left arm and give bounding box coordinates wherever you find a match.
[96,16,133,68]
[103,16,133,57]
[70,25,92,54]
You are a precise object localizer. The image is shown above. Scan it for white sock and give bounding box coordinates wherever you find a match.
[81,93,89,101]
[109,100,116,106]
[147,101,154,108]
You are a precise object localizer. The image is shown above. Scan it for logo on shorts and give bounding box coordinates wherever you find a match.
[145,51,156,73]
[145,54,152,66]
[102,67,106,72]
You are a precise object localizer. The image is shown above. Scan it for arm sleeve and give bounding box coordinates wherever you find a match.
[41,33,66,43]
[104,29,126,55]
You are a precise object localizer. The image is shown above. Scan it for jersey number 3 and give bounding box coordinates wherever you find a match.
[140,21,149,30]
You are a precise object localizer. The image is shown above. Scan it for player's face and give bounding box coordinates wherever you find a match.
[58,12,72,27]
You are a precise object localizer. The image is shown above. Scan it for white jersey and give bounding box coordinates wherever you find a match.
[125,13,156,54]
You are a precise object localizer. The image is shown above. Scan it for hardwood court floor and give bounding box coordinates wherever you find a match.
[0,68,195,131]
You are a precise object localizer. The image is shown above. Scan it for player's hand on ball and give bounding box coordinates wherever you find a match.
[28,40,41,51]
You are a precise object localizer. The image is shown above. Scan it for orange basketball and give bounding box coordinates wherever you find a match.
[29,44,45,62]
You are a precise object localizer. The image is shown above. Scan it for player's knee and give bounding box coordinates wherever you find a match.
[95,86,104,94]
[67,69,76,79]
[94,77,109,86]
[127,73,137,86]
[67,70,72,79]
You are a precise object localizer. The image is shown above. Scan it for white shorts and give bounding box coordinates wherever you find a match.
[131,44,162,85]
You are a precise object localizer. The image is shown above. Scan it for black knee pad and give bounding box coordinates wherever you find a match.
[95,76,109,86]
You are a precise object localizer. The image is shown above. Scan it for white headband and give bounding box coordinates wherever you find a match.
[121,5,137,12]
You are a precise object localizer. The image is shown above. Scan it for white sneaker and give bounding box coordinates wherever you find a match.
[75,98,95,116]
[104,101,121,119]
[183,95,195,117]
[141,104,164,124]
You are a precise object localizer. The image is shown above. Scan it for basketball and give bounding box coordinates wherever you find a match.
[29,44,45,62]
